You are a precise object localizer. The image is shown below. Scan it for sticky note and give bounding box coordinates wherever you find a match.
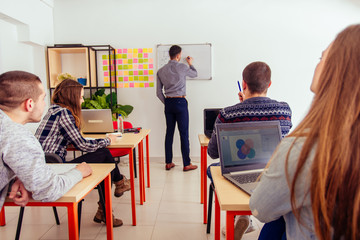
[145,83,149,87]
[139,65,143,69]
[116,54,121,59]
[118,71,123,76]
[134,76,139,81]
[138,53,143,58]
[103,60,108,65]
[124,71,129,75]
[117,59,122,64]
[138,48,143,53]
[118,65,123,70]
[103,66,108,71]
[104,83,110,87]
[104,76,109,82]
[139,76,144,81]
[118,49,122,54]
[104,72,109,77]
[149,58,153,63]
[110,66,114,71]
[139,70,143,75]
[144,59,148,63]
[133,64,138,69]
[144,53,148,58]
[129,76,134,81]
[124,77,129,82]
[122,54,127,58]
[149,82,154,87]
[143,48,148,53]
[132,53,137,58]
[143,64,148,69]
[102,55,108,59]
[149,48,153,53]
[144,70,148,75]
[149,76,154,81]
[128,59,133,64]
[118,83,124,88]
[123,59,128,64]
[128,49,133,53]
[129,71,133,76]
[123,49,127,53]
[139,59,144,63]
[123,65,128,70]
[135,83,140,88]
[133,59,138,63]
[119,77,123,82]
[128,53,133,59]
[144,76,149,81]
[134,71,138,75]
[133,48,138,53]
[149,70,153,75]
[140,83,144,88]
[130,83,134,88]
[128,65,133,69]
[149,64,153,69]
[124,83,129,88]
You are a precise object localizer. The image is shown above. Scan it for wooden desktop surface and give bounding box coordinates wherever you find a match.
[198,134,210,146]
[210,166,251,211]
[84,129,151,149]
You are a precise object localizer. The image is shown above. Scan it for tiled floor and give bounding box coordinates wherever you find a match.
[0,157,264,239]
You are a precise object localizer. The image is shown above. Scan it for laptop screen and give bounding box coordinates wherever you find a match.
[81,109,114,133]
[216,121,282,173]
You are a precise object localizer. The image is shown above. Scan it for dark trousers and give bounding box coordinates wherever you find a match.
[258,216,286,240]
[164,98,191,167]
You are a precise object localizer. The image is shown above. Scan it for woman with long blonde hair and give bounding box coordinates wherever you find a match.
[250,24,360,239]
[35,79,130,227]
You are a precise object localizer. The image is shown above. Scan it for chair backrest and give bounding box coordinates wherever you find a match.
[45,153,63,163]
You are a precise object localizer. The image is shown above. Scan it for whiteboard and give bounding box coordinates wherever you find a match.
[156,43,212,80]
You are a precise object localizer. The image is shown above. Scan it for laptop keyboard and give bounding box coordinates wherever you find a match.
[232,172,261,184]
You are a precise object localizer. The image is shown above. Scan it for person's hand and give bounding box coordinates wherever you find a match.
[75,162,92,178]
[8,179,30,207]
[186,56,193,65]
[106,134,119,143]
[238,91,245,102]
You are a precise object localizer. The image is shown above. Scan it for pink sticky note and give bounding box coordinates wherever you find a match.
[133,59,138,63]
[119,71,123,76]
[149,64,153,69]
[138,48,143,53]
[145,83,149,88]
[124,77,128,82]
[144,70,148,75]
[128,53,133,59]
[134,71,138,75]
[144,53,148,58]
[139,65,143,69]
[118,49,122,54]
[104,72,109,77]
[149,76,154,81]
[117,59,122,64]
[130,83,134,88]
[123,49,127,53]
[103,60,108,65]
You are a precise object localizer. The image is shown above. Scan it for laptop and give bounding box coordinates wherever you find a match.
[81,109,114,134]
[203,108,222,138]
[216,121,282,195]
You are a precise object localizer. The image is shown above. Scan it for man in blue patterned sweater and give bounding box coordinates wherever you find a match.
[207,61,292,239]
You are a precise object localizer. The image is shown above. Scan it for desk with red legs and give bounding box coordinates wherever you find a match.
[210,166,252,240]
[198,134,210,224]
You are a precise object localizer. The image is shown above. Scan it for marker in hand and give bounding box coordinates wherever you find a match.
[237,80,242,92]
[238,80,244,103]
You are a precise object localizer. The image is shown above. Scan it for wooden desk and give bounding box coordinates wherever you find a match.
[0,164,115,240]
[84,129,151,226]
[198,134,210,224]
[210,166,252,240]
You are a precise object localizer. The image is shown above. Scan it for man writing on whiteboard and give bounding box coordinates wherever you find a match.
[156,45,198,171]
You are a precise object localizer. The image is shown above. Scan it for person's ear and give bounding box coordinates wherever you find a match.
[242,80,247,90]
[24,99,34,112]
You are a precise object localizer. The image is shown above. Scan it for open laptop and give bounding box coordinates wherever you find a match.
[204,108,221,138]
[81,109,114,134]
[216,121,282,195]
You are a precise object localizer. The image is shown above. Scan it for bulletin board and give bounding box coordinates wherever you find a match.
[157,43,212,80]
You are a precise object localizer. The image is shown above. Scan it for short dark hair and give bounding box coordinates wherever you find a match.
[0,71,42,111]
[242,61,271,94]
[169,45,182,59]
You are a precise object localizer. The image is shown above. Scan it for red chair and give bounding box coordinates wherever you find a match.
[110,121,137,178]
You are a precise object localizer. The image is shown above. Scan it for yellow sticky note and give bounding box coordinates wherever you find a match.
[133,48,138,53]
[124,71,129,76]
[124,83,129,88]
[128,65,133,69]
[123,59,128,64]
[140,83,145,88]
[143,48,148,53]
[104,76,109,82]
[128,49,133,53]
[148,48,153,53]
[132,53,137,58]
[143,64,148,69]
[149,70,154,75]
[134,83,140,88]
[139,76,144,81]
[129,76,134,81]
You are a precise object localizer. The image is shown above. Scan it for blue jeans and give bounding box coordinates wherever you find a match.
[259,217,286,240]
[164,98,191,167]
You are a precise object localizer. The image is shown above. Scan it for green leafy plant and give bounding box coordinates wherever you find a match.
[81,89,133,119]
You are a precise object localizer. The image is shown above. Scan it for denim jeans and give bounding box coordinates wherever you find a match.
[164,98,191,167]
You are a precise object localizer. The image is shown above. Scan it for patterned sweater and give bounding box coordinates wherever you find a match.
[0,110,82,209]
[207,97,292,159]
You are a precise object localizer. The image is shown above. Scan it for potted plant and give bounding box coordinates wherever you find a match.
[81,89,133,120]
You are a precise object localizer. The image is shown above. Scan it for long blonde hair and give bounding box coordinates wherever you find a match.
[286,24,360,240]
[51,79,83,128]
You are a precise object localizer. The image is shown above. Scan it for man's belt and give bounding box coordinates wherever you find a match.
[166,96,185,98]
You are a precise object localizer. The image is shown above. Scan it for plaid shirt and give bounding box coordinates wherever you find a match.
[35,104,110,162]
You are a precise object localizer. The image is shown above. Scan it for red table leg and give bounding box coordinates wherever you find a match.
[138,140,145,204]
[128,148,137,225]
[67,202,79,240]
[215,192,220,240]
[146,135,150,188]
[104,173,114,240]
[0,206,5,226]
[202,146,208,224]
[226,212,236,240]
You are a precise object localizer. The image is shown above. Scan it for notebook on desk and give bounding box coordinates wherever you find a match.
[81,109,115,134]
[216,121,282,195]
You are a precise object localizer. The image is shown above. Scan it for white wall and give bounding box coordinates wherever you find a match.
[52,0,360,158]
[0,0,54,133]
